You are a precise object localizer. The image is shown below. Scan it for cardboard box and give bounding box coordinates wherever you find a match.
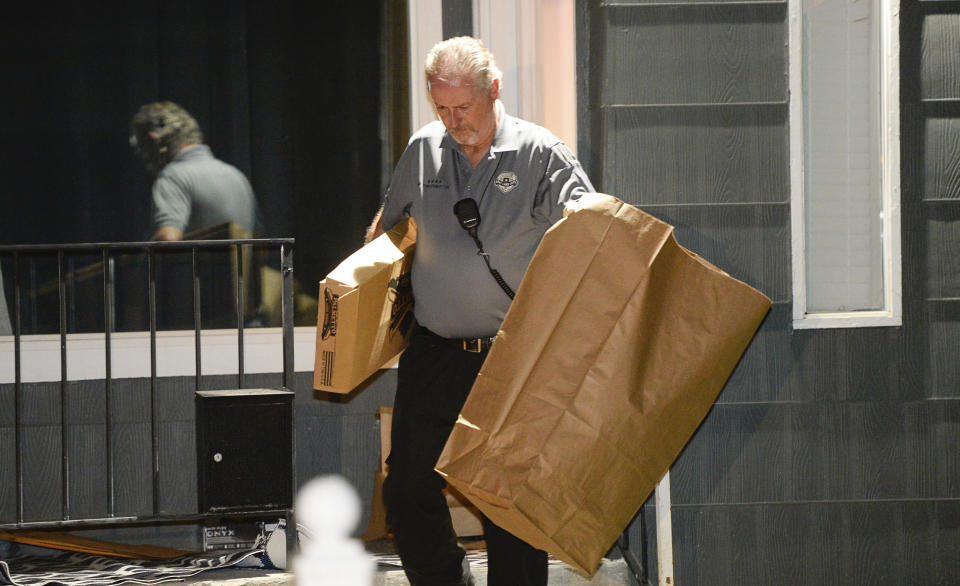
[313,218,417,393]
[436,194,771,575]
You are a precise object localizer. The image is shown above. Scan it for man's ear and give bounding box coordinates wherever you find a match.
[489,78,500,101]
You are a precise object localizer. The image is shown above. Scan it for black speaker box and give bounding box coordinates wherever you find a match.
[196,389,295,513]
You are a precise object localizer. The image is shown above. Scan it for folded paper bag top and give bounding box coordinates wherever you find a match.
[436,193,771,576]
[313,218,417,393]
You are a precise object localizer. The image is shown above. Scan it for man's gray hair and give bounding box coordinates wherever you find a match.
[129,101,203,174]
[424,36,502,96]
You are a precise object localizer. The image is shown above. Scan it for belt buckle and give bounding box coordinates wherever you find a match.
[462,338,483,353]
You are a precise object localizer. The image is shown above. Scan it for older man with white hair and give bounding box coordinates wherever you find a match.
[369,36,594,586]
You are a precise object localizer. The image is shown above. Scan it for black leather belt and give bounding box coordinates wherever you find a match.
[418,326,496,353]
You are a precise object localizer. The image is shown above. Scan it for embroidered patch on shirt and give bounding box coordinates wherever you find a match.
[494,171,519,193]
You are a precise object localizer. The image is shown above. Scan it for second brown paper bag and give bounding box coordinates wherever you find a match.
[435,193,771,576]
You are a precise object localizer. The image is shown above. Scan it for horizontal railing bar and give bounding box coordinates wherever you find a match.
[0,509,292,530]
[0,238,294,253]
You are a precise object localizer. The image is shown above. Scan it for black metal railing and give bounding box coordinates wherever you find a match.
[0,235,295,529]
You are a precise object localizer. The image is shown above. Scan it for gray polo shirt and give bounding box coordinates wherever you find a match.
[382,101,594,338]
[153,145,257,235]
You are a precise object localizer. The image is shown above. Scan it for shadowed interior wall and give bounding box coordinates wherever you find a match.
[0,1,383,294]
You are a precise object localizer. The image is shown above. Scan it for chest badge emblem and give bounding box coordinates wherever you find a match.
[494,171,519,193]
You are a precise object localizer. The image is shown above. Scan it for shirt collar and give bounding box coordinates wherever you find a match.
[173,144,212,162]
[489,100,519,154]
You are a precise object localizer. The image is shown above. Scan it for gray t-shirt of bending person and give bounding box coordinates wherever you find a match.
[153,144,257,235]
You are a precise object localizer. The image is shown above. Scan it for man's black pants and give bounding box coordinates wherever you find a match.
[383,327,548,586]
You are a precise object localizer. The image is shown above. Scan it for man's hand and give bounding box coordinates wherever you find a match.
[152,226,184,241]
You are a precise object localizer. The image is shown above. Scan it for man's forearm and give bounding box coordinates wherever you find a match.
[365,205,385,243]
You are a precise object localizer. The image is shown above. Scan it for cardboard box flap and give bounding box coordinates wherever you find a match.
[313,218,417,393]
[326,220,417,286]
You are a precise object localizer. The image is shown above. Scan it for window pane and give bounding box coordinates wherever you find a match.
[803,0,884,312]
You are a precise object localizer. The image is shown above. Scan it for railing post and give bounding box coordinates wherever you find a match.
[192,247,201,392]
[236,244,245,389]
[13,252,23,524]
[280,243,294,391]
[103,248,115,517]
[57,249,70,520]
[148,248,160,517]
[280,241,296,509]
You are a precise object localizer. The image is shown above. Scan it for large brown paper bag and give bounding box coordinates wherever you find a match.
[435,193,771,575]
[313,218,416,393]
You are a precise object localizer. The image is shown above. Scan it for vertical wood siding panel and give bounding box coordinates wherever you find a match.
[340,412,382,535]
[690,507,735,585]
[901,500,940,585]
[157,377,196,422]
[923,111,960,202]
[752,505,805,584]
[65,380,105,425]
[670,401,933,505]
[652,204,790,301]
[0,385,12,428]
[0,427,14,522]
[921,13,960,100]
[158,420,196,514]
[841,503,905,585]
[901,103,926,206]
[669,502,960,586]
[603,107,789,205]
[603,5,787,105]
[927,302,960,398]
[671,404,787,504]
[933,500,960,581]
[67,423,108,518]
[846,402,910,500]
[295,415,326,487]
[719,303,794,403]
[902,402,933,498]
[302,415,342,484]
[924,200,960,299]
[111,379,151,423]
[838,328,903,403]
[21,382,61,426]
[802,504,846,585]
[20,425,61,521]
[786,404,826,501]
[112,421,153,516]
[930,399,960,496]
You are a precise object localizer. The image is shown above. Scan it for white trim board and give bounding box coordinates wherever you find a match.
[0,326,317,384]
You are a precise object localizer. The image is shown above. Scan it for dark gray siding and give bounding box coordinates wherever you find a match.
[579,0,960,583]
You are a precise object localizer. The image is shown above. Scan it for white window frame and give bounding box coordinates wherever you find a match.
[789,0,902,329]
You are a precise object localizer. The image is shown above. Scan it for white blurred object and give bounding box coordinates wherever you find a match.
[264,523,287,570]
[294,475,375,586]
